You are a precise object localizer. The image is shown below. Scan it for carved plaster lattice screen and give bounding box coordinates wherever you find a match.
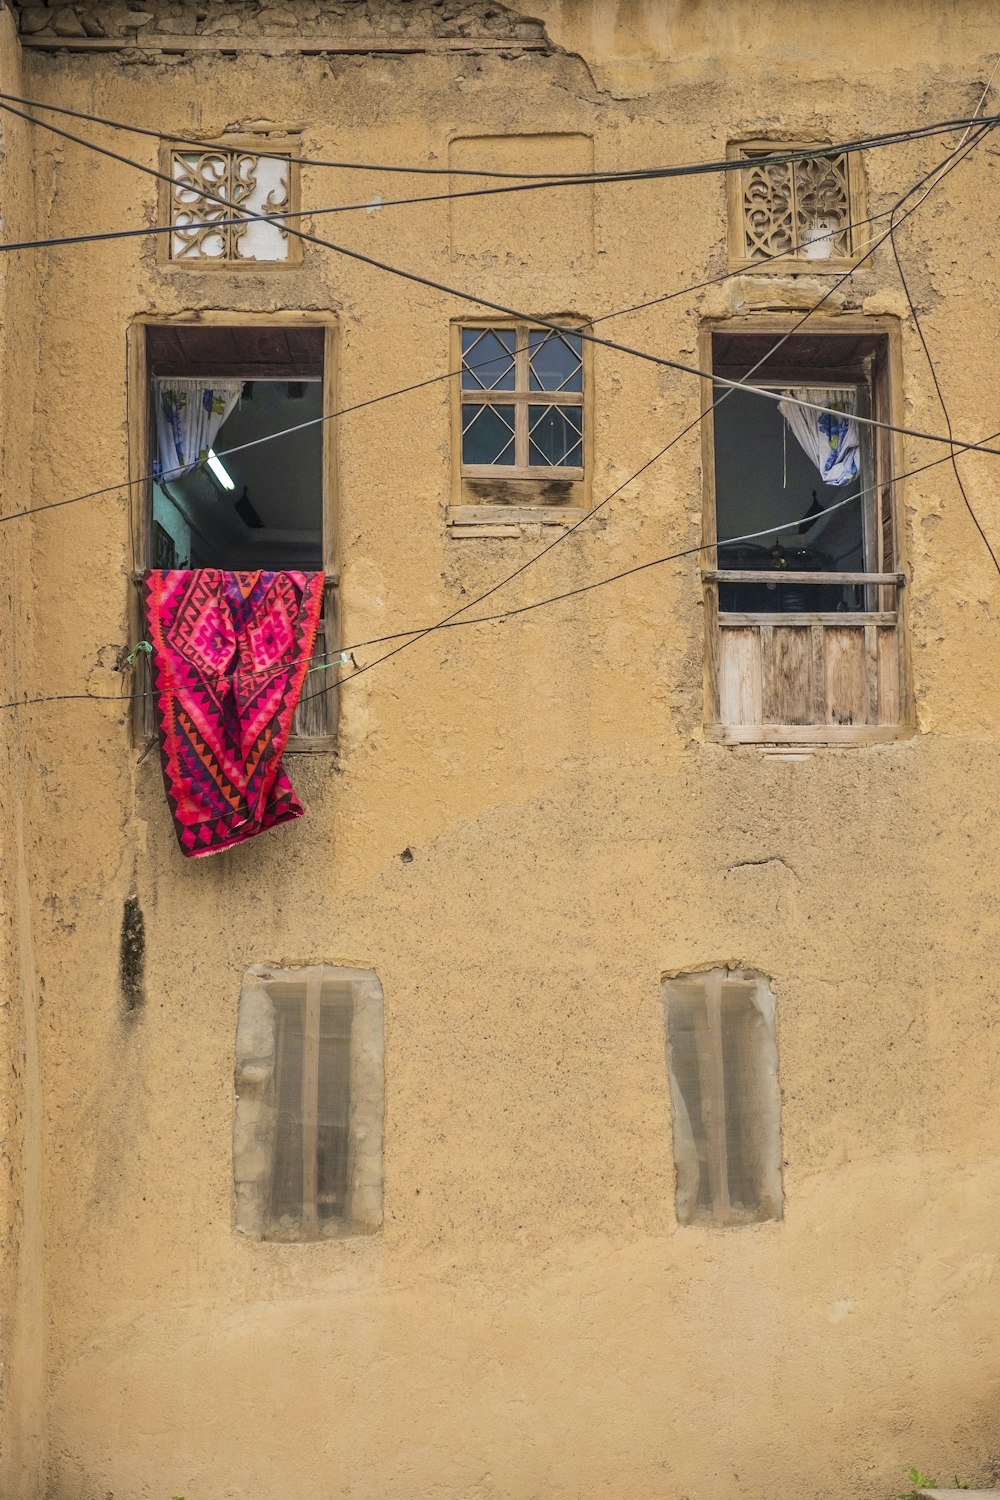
[164,144,296,263]
[728,143,860,267]
[663,969,783,1227]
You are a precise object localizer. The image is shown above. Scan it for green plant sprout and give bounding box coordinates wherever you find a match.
[898,1468,970,1499]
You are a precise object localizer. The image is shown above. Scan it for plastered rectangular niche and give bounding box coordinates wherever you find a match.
[663,968,783,1227]
[449,132,595,266]
[234,964,384,1241]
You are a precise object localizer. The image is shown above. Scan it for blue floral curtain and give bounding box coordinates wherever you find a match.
[777,387,860,487]
[154,378,243,481]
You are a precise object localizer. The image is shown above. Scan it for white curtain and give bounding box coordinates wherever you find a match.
[154,377,243,480]
[778,387,860,488]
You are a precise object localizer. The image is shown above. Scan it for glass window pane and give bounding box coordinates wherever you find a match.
[461,329,516,391]
[529,330,583,392]
[462,403,516,465]
[528,404,582,467]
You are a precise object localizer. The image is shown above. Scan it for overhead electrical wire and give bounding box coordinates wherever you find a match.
[0,187,959,531]
[2,96,1000,467]
[890,230,1000,576]
[0,114,991,716]
[884,58,1000,578]
[0,135,958,263]
[295,115,1000,704]
[1,428,996,718]
[0,94,992,720]
[888,211,1000,579]
[1,88,997,181]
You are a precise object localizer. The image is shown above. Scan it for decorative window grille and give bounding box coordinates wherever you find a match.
[663,969,783,1227]
[234,965,384,1240]
[164,143,296,264]
[460,323,584,476]
[728,142,862,268]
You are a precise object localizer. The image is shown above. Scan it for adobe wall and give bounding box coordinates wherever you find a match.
[4,2,1000,1496]
[0,6,45,1496]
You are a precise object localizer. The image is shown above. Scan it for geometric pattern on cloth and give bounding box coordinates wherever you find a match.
[144,569,325,858]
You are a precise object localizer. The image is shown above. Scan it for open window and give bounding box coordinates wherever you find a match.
[702,322,906,744]
[128,316,337,743]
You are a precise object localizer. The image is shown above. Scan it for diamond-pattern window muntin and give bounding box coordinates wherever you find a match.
[461,328,516,390]
[459,323,584,476]
[730,142,859,267]
[528,404,583,467]
[528,330,583,392]
[462,403,516,466]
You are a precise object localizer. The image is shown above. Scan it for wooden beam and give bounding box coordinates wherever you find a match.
[18,33,549,54]
[718,611,897,626]
[707,722,908,746]
[704,569,904,586]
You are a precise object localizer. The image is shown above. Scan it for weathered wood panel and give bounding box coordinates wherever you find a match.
[877,625,901,725]
[824,626,868,724]
[719,628,762,726]
[761,625,813,724]
[712,606,903,740]
[291,597,335,740]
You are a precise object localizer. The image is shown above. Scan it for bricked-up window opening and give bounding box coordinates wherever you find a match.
[703,323,904,743]
[162,141,300,265]
[663,970,783,1227]
[726,141,865,270]
[234,966,384,1240]
[271,988,353,1226]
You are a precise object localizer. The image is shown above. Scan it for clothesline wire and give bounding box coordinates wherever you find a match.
[0,87,995,182]
[3,96,1000,460]
[0,184,954,532]
[0,427,994,718]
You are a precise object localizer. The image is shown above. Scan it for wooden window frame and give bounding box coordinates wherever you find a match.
[157,136,303,270]
[126,310,339,750]
[725,140,866,273]
[448,317,593,533]
[700,315,909,746]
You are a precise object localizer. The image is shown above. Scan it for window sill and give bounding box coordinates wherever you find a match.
[727,257,864,275]
[285,734,337,753]
[707,723,910,747]
[448,504,587,536]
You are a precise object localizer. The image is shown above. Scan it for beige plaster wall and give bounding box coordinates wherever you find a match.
[4,2,1000,1496]
[0,8,45,1495]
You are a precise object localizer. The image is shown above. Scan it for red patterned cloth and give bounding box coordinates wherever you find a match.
[145,570,324,858]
